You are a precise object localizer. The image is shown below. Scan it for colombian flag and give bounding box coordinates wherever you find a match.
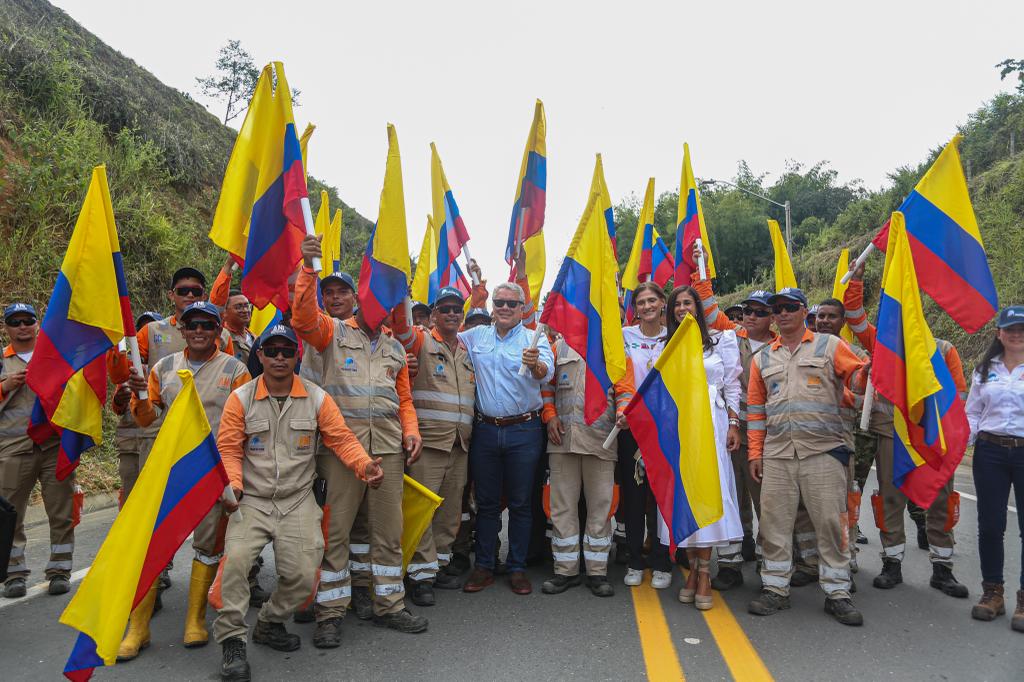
[359,124,411,330]
[674,143,715,284]
[624,313,722,549]
[315,191,343,277]
[431,143,472,288]
[61,370,227,680]
[411,216,471,306]
[540,155,626,425]
[870,135,997,333]
[832,248,855,345]
[505,99,547,304]
[768,219,798,290]
[621,178,674,323]
[26,166,135,480]
[592,153,616,254]
[872,212,969,508]
[210,62,308,311]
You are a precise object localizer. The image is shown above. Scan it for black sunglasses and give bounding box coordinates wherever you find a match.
[175,286,204,297]
[743,307,772,318]
[492,299,521,309]
[435,305,463,315]
[183,319,218,331]
[5,317,36,327]
[772,303,803,314]
[262,345,297,359]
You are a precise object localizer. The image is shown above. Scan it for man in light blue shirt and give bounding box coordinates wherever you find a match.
[458,281,553,595]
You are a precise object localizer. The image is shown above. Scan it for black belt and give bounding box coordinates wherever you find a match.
[978,431,1024,449]
[476,410,541,427]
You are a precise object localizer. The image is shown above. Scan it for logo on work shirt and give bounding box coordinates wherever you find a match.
[558,372,571,388]
[297,435,312,450]
[342,357,357,372]
[433,363,446,377]
[218,375,231,390]
[249,436,266,454]
[807,376,821,387]
[386,366,396,380]
[770,382,781,396]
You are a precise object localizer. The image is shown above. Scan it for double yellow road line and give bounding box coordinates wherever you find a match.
[630,572,773,681]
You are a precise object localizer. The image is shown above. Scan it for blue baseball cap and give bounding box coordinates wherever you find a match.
[322,271,356,291]
[434,287,466,306]
[741,290,773,306]
[135,311,163,327]
[465,307,491,322]
[768,288,808,307]
[180,301,222,323]
[259,324,298,346]
[997,306,1024,329]
[3,303,37,322]
[411,300,431,315]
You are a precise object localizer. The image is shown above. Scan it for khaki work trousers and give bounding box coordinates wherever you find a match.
[549,453,615,577]
[117,438,155,504]
[0,443,74,581]
[719,444,763,565]
[874,435,955,565]
[407,444,468,582]
[316,453,405,619]
[760,452,851,599]
[213,494,324,643]
[192,501,227,566]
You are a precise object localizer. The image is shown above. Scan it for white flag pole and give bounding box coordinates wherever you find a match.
[299,196,322,273]
[841,243,877,286]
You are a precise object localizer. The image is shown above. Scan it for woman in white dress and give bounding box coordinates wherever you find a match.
[660,285,743,610]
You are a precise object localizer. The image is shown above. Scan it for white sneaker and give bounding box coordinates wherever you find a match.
[651,570,672,589]
[624,568,644,586]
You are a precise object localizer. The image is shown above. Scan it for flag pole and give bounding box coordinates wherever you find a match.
[602,426,621,451]
[126,336,148,400]
[695,238,708,281]
[299,196,323,273]
[859,375,874,431]
[222,486,242,522]
[462,245,480,286]
[841,243,877,285]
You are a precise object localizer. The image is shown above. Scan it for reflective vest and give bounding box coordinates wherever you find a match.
[229,329,254,365]
[411,330,475,451]
[151,351,247,437]
[547,342,617,460]
[0,353,54,457]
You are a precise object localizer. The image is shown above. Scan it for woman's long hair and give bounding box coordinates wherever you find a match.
[976,336,1005,383]
[666,285,716,352]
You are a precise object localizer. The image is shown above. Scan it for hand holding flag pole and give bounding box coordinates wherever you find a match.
[222,486,242,522]
[695,238,708,281]
[462,245,480,285]
[841,243,878,285]
[299,196,322,273]
[516,242,542,377]
[126,336,148,400]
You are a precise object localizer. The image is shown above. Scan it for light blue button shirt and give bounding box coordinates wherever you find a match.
[458,323,554,418]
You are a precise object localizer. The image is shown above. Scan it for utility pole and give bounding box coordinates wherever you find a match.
[704,178,794,256]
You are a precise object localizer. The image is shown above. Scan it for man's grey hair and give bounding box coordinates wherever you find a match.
[492,281,525,303]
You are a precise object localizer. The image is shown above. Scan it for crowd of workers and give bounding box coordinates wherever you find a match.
[1,236,1022,681]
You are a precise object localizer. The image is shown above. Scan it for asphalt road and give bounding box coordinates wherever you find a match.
[1,466,1021,681]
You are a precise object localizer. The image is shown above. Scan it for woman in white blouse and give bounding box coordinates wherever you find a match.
[964,305,1024,632]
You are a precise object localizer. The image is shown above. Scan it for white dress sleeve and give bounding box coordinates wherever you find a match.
[717,330,742,414]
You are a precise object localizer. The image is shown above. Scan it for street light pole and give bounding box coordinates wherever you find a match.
[784,199,792,257]
[704,178,793,256]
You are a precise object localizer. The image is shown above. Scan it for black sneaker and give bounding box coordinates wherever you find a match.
[48,575,70,595]
[252,619,300,652]
[220,637,251,681]
[711,566,744,592]
[351,585,373,620]
[872,558,903,589]
[748,590,791,616]
[312,617,343,649]
[790,570,817,588]
[587,575,614,597]
[408,580,435,607]
[433,571,462,590]
[741,535,756,562]
[373,608,428,633]
[541,574,583,594]
[930,563,969,598]
[824,597,864,626]
[248,578,271,607]
[3,578,26,599]
[293,605,315,623]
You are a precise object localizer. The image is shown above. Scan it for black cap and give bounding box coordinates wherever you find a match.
[768,288,808,307]
[171,267,206,289]
[724,304,743,315]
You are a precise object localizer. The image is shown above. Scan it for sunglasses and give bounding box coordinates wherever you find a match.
[5,317,37,327]
[262,345,297,359]
[183,320,218,331]
[772,303,803,314]
[743,307,772,318]
[492,299,521,309]
[436,305,463,315]
[174,286,204,298]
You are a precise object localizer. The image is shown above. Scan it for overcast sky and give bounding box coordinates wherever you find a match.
[53,0,1022,291]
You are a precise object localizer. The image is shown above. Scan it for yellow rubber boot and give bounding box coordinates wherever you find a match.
[183,559,217,648]
[117,582,159,661]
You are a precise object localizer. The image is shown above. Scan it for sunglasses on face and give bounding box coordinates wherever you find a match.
[436,305,463,315]
[772,303,803,314]
[492,299,521,309]
[174,286,204,298]
[743,307,772,318]
[5,318,36,327]
[262,345,297,359]
[183,320,218,331]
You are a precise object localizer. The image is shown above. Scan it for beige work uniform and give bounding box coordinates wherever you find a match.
[213,377,333,643]
[751,333,854,600]
[115,409,153,504]
[309,319,409,618]
[406,329,475,583]
[228,328,254,366]
[545,344,617,578]
[0,352,74,582]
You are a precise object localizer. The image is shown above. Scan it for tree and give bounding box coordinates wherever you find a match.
[996,58,1024,95]
[195,39,301,124]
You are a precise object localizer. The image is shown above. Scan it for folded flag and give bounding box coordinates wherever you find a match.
[248,303,283,339]
[401,474,443,571]
[768,219,798,290]
[621,178,673,322]
[210,62,308,311]
[61,370,227,681]
[872,212,969,508]
[315,191,343,279]
[832,248,855,345]
[540,155,626,425]
[592,153,617,254]
[674,143,715,284]
[624,313,722,550]
[505,99,547,304]
[26,166,135,480]
[359,124,411,330]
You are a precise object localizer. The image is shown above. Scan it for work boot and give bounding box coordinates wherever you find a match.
[3,578,26,598]
[220,636,250,682]
[971,582,1005,621]
[748,590,791,616]
[447,553,471,575]
[48,575,70,595]
[462,567,495,593]
[824,597,864,626]
[373,608,429,633]
[184,559,217,648]
[872,559,903,590]
[313,617,343,649]
[1012,590,1024,633]
[542,573,582,594]
[117,583,159,661]
[293,605,315,623]
[252,619,300,652]
[741,534,756,562]
[711,566,744,592]
[408,580,435,607]
[790,570,816,588]
[587,575,614,597]
[433,571,461,590]
[351,585,373,620]
[930,564,969,598]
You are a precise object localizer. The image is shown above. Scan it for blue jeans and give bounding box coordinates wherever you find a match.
[470,419,544,573]
[973,438,1024,589]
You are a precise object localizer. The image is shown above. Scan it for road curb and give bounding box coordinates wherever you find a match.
[24,491,118,529]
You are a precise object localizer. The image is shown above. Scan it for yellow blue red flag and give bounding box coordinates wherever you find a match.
[622,178,674,322]
[674,143,715,283]
[505,100,547,304]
